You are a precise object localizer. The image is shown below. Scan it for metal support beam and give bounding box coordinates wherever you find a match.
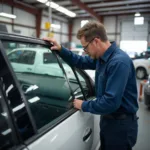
[71,0,102,22]
[68,21,73,48]
[2,0,38,15]
[88,0,150,8]
[94,4,150,12]
[98,9,150,15]
[36,10,42,38]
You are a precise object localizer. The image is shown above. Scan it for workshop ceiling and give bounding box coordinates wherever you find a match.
[8,0,150,20]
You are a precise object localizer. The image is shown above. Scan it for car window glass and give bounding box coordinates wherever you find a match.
[0,48,35,142]
[60,58,91,99]
[0,89,15,150]
[2,40,73,131]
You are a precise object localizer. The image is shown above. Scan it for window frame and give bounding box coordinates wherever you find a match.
[0,84,19,149]
[0,33,95,148]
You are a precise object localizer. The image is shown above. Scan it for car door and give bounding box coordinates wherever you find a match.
[0,33,96,150]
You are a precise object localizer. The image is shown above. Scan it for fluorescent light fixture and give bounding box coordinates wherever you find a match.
[56,6,76,17]
[37,0,76,17]
[37,0,47,3]
[51,24,61,29]
[0,12,16,19]
[135,12,141,17]
[134,17,144,25]
[46,1,59,9]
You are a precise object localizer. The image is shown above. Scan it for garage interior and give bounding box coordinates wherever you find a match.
[0,0,150,150]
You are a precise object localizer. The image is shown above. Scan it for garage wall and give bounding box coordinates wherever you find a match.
[0,4,69,43]
[41,12,69,43]
[0,4,12,33]
[0,4,12,23]
[71,17,119,45]
[72,18,95,45]
[0,4,36,37]
[71,14,150,47]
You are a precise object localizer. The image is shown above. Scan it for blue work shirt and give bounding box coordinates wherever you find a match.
[59,42,139,115]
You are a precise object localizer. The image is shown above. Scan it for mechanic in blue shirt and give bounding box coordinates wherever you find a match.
[43,21,139,150]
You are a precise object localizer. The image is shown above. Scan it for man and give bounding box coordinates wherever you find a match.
[43,21,139,150]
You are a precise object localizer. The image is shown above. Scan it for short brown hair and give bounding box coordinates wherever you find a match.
[77,21,108,42]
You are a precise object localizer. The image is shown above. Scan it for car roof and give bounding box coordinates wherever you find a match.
[9,47,50,53]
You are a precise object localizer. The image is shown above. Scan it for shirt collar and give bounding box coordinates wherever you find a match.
[100,42,117,62]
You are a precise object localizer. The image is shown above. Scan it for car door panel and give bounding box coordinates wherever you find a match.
[25,111,93,150]
[0,35,97,150]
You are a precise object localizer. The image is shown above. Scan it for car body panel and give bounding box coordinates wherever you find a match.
[0,33,99,150]
[144,75,150,107]
[25,111,94,150]
[133,58,150,75]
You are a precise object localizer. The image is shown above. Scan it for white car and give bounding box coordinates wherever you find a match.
[133,58,150,79]
[7,48,84,81]
[8,48,95,81]
[0,33,100,150]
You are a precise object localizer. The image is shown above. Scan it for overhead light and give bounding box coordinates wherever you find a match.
[0,12,16,19]
[134,17,144,25]
[37,0,76,17]
[56,6,76,17]
[135,12,141,17]
[37,0,47,3]
[46,1,59,9]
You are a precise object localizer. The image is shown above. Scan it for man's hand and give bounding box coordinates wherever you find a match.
[73,99,83,110]
[42,37,61,51]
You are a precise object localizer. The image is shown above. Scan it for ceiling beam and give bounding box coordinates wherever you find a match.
[78,9,150,17]
[94,4,150,12]
[98,9,150,15]
[85,0,128,4]
[71,0,102,22]
[2,0,39,15]
[76,12,150,18]
[88,0,150,8]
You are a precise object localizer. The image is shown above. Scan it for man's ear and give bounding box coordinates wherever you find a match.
[94,38,100,46]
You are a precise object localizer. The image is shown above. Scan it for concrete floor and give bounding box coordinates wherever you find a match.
[133,101,150,150]
[133,80,150,150]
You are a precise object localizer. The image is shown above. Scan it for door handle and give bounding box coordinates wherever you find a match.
[83,128,92,142]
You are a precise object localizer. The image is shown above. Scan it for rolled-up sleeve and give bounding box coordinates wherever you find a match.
[81,61,130,115]
[59,46,96,70]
